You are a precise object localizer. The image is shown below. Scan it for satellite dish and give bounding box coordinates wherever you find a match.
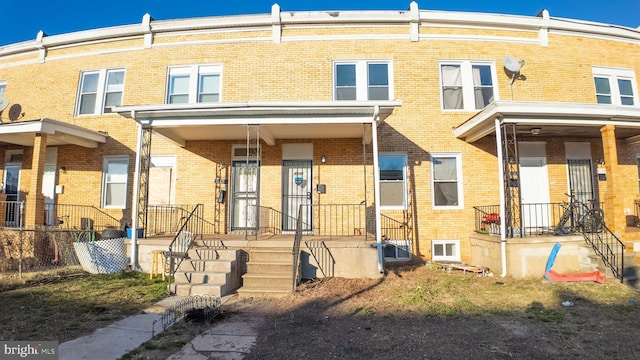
[503,55,521,73]
[8,103,23,121]
[0,98,8,113]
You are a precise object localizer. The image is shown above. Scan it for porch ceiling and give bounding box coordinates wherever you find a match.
[113,101,401,146]
[454,101,640,143]
[0,118,108,148]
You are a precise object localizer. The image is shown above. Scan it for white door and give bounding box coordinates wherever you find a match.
[42,165,57,225]
[519,157,551,233]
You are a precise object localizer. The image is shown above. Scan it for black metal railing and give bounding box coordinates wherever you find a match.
[0,200,22,228]
[292,205,304,292]
[167,204,204,293]
[146,204,198,235]
[380,214,409,241]
[47,204,120,231]
[582,221,626,283]
[258,206,283,235]
[304,203,368,239]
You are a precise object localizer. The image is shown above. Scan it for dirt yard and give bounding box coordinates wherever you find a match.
[238,264,640,360]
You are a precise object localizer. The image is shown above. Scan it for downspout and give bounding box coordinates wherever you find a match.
[130,113,142,269]
[494,118,508,277]
[371,106,384,273]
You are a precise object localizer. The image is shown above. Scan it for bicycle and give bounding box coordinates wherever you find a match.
[553,193,604,235]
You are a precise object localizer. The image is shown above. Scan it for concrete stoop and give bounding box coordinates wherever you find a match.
[237,248,294,298]
[169,247,242,297]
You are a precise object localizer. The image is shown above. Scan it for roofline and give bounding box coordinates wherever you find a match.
[2,2,639,56]
[454,101,640,142]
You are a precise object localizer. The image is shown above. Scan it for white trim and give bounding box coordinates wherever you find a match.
[431,239,460,262]
[378,152,408,210]
[383,239,412,261]
[166,64,223,104]
[592,66,639,107]
[101,155,129,209]
[333,60,394,101]
[439,59,499,112]
[430,152,464,210]
[76,68,126,116]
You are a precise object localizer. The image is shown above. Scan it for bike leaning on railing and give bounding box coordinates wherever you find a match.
[553,193,604,235]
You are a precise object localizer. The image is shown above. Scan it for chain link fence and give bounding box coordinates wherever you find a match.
[0,228,84,281]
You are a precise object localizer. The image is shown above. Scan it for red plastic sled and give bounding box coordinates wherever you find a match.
[543,242,606,284]
[544,269,606,284]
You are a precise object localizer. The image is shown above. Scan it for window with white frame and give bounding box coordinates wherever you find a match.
[76,69,125,115]
[379,153,407,209]
[0,82,6,99]
[593,67,638,106]
[334,60,392,101]
[383,239,412,261]
[432,240,460,262]
[102,156,129,208]
[167,65,222,104]
[431,153,463,209]
[440,60,497,111]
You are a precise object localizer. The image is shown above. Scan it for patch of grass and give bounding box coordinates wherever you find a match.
[0,269,168,342]
[352,306,375,318]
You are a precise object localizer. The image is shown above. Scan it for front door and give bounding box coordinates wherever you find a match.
[282,160,312,231]
[568,159,595,217]
[520,157,551,233]
[230,161,259,231]
[42,165,56,225]
[3,164,21,226]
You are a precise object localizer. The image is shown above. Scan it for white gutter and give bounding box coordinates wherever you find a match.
[371,105,384,273]
[130,121,143,269]
[494,118,508,277]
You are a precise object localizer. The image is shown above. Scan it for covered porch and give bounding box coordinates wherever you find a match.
[454,101,640,279]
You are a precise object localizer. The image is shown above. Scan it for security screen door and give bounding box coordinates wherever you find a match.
[282,160,312,231]
[230,161,259,231]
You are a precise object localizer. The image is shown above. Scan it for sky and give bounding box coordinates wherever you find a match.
[1,0,639,46]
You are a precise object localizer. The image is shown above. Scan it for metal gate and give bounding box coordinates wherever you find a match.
[282,160,312,231]
[568,159,595,216]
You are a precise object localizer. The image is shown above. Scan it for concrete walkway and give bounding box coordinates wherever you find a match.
[59,295,264,360]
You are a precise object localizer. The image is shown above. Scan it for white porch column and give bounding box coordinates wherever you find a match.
[371,108,384,273]
[495,118,508,277]
[130,123,144,269]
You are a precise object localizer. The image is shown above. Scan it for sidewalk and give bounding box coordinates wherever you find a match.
[58,294,263,360]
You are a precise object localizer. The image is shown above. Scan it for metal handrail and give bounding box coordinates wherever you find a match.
[167,204,204,294]
[304,203,368,239]
[291,205,304,292]
[581,220,626,283]
[48,203,120,231]
[257,206,283,235]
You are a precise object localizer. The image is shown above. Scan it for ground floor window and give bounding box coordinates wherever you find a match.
[102,156,129,208]
[432,239,460,262]
[383,239,412,261]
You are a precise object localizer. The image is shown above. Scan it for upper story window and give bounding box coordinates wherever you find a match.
[76,69,125,115]
[440,60,497,111]
[334,60,392,101]
[167,65,222,104]
[379,153,407,210]
[431,153,463,209]
[593,67,638,106]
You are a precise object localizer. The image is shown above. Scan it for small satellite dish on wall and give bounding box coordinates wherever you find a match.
[8,103,24,121]
[0,98,8,113]
[502,55,526,85]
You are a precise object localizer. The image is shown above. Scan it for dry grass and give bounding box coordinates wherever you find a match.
[0,268,168,343]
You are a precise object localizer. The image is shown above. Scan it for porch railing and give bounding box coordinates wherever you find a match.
[292,205,304,292]
[147,204,198,235]
[47,204,120,231]
[304,203,368,239]
[582,222,625,282]
[0,200,22,228]
[380,214,409,241]
[167,204,204,293]
[258,206,283,235]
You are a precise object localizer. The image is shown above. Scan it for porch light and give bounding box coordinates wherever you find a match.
[530,128,541,135]
[321,155,326,164]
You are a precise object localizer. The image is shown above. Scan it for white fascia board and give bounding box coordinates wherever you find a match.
[548,18,640,40]
[40,119,108,143]
[41,24,148,48]
[139,116,379,127]
[279,10,410,25]
[420,11,543,31]
[150,14,272,33]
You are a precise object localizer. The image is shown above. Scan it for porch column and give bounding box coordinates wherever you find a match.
[600,125,624,236]
[25,133,48,228]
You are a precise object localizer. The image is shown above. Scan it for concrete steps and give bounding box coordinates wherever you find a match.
[169,247,241,297]
[237,247,294,298]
